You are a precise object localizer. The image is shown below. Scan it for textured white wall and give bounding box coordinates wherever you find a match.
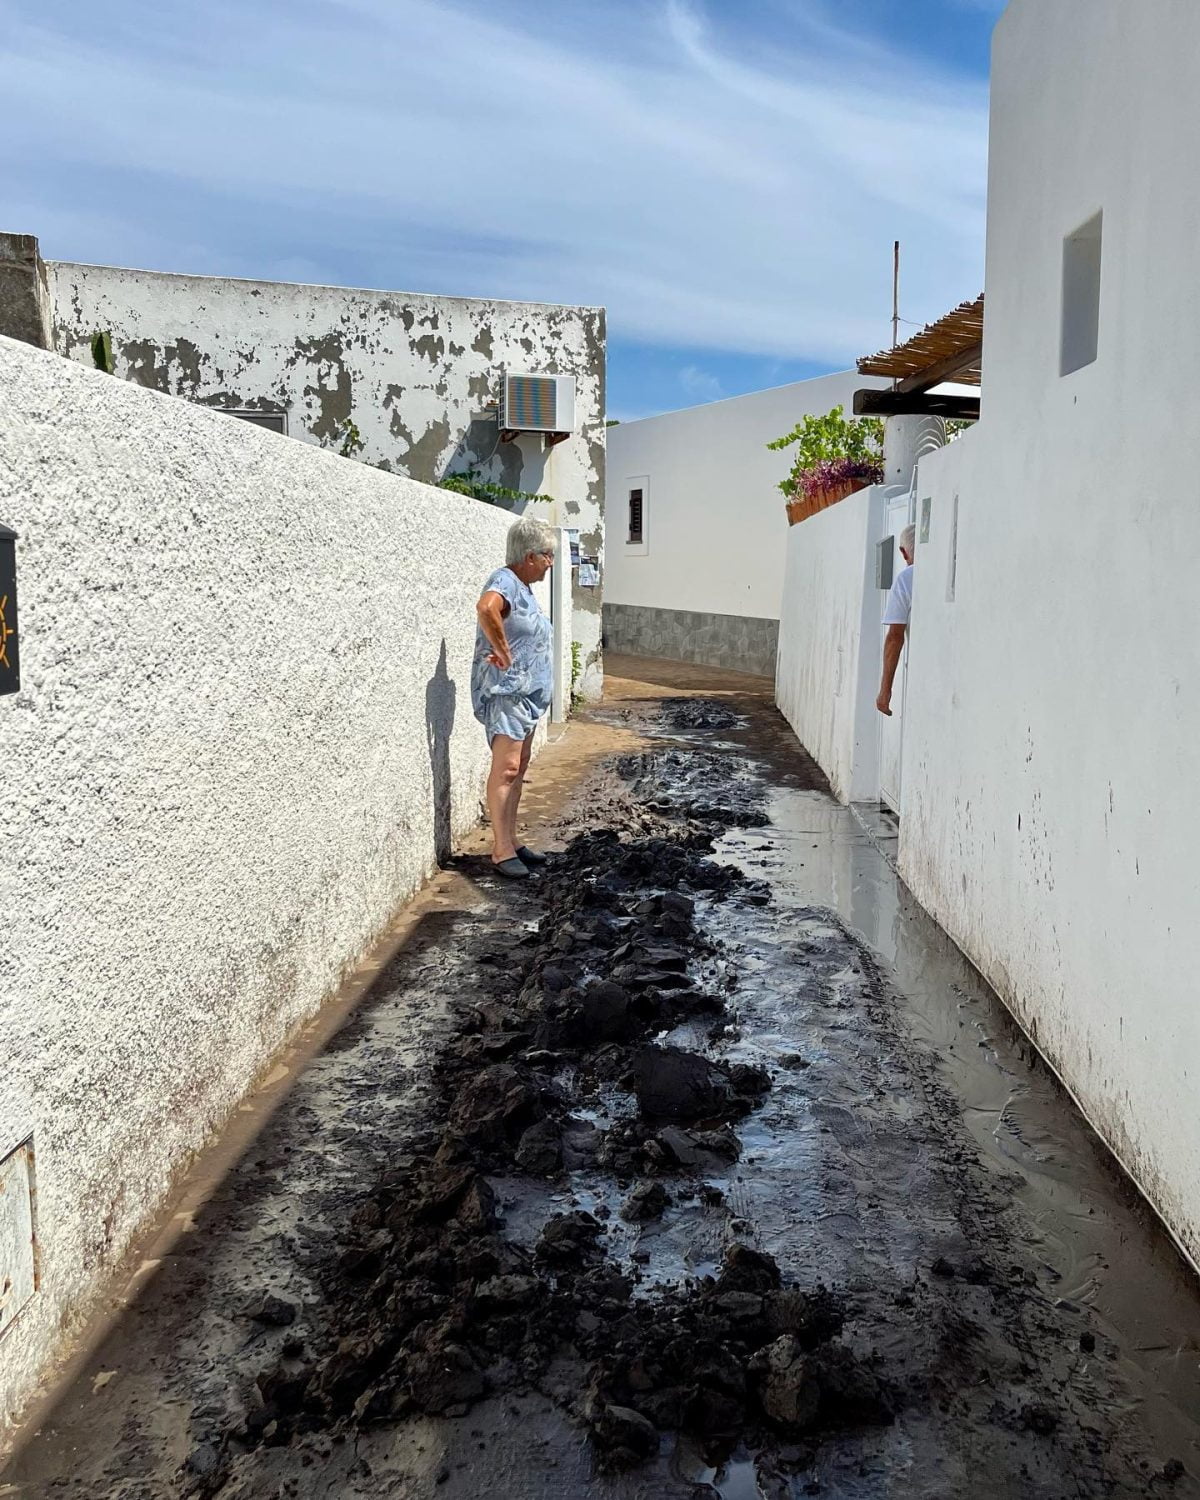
[605,371,886,622]
[0,334,525,1434]
[900,0,1200,1264]
[775,486,886,803]
[47,262,605,697]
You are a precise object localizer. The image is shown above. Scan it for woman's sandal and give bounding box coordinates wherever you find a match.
[492,855,530,880]
[516,846,547,866]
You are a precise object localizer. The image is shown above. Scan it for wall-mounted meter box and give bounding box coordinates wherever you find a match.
[876,533,895,591]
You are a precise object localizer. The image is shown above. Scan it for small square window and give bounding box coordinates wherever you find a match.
[1060,211,1102,375]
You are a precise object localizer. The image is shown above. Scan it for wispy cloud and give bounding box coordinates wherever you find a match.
[0,0,988,365]
[678,364,724,402]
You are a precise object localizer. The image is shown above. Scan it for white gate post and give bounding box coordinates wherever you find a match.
[551,526,572,722]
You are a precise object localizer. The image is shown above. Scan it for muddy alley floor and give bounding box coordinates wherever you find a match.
[6,656,1200,1500]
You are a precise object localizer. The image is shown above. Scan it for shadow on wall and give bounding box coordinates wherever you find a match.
[439,425,551,513]
[425,640,457,866]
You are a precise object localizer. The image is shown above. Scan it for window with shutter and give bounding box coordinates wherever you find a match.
[628,488,644,545]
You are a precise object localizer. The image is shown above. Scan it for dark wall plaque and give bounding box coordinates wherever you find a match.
[0,525,19,696]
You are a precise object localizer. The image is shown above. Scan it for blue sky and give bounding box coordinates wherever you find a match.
[0,0,1003,419]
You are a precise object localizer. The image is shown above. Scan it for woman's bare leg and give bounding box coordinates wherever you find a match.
[505,732,535,852]
[486,734,524,863]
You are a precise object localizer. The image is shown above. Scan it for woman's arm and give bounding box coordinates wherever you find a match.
[476,590,512,669]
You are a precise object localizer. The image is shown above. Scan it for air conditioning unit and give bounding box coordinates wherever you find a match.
[499,372,576,435]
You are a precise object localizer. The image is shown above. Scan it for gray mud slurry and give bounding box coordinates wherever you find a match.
[6,675,1200,1499]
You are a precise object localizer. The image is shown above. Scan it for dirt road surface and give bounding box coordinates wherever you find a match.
[4,657,1200,1499]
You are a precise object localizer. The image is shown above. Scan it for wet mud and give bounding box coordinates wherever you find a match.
[6,669,1200,1498]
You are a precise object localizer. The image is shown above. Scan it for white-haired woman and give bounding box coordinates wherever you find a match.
[472,515,558,878]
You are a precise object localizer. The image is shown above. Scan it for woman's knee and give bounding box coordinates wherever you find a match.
[490,740,523,784]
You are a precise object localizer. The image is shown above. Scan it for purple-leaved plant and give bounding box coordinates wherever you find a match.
[796,457,884,503]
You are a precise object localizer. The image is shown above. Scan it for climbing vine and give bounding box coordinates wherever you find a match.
[570,641,583,710]
[338,419,365,458]
[439,469,554,508]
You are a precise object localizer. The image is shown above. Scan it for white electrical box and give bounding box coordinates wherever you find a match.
[499,373,576,434]
[0,1137,37,1340]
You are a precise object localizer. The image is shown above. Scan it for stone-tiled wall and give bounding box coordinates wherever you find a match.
[603,602,778,679]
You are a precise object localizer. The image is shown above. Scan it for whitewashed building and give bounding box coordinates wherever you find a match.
[901,0,1200,1269]
[604,371,886,677]
[778,0,1200,1268]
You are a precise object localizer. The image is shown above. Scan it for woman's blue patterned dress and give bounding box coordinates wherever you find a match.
[471,567,553,744]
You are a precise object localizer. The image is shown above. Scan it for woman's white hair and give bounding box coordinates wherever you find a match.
[900,523,916,554]
[506,514,558,565]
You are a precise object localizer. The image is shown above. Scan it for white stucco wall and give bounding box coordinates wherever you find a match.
[0,334,531,1435]
[605,371,886,623]
[899,0,1200,1263]
[775,486,887,803]
[46,262,605,697]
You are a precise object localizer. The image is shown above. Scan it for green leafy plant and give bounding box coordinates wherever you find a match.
[767,405,884,499]
[439,468,554,507]
[338,418,365,458]
[91,329,114,374]
[605,419,621,427]
[570,641,583,710]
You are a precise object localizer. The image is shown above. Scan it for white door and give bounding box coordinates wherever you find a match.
[878,493,913,814]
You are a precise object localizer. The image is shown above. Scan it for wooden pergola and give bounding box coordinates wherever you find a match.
[854,294,983,418]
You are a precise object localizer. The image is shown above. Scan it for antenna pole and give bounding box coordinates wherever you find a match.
[892,240,900,349]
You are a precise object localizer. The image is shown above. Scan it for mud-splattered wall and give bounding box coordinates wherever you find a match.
[0,331,531,1443]
[48,262,606,696]
[898,0,1200,1272]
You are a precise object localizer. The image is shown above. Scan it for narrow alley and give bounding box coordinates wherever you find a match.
[5,659,1200,1499]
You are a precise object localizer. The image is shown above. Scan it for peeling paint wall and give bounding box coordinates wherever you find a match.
[48,263,606,697]
[0,333,522,1442]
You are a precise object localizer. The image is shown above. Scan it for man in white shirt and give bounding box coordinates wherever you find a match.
[877,523,915,717]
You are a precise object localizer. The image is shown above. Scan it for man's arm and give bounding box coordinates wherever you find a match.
[877,623,906,716]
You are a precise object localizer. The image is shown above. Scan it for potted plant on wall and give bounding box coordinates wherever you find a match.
[767,405,884,525]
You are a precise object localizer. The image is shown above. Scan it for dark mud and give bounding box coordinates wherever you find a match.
[7,685,1200,1498]
[176,775,848,1490]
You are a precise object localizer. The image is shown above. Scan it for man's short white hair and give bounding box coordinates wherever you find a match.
[506,514,558,565]
[900,523,916,555]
